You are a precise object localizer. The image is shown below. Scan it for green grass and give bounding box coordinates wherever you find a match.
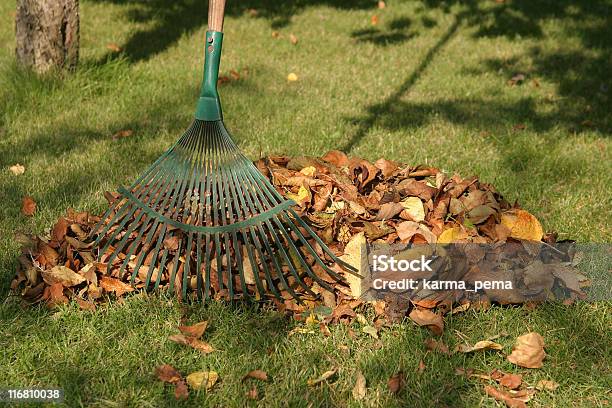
[0,0,610,406]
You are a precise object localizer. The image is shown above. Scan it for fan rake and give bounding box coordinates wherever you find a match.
[90,0,358,302]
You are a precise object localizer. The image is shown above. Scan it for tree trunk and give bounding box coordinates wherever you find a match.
[15,0,79,73]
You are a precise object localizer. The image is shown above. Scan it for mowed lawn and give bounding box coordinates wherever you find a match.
[0,0,610,406]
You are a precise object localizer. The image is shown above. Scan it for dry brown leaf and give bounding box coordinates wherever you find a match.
[163,236,179,251]
[289,33,298,45]
[457,340,503,353]
[178,321,208,339]
[536,379,559,391]
[76,297,96,311]
[21,196,36,216]
[9,163,25,175]
[174,380,189,400]
[499,373,522,390]
[374,158,398,178]
[100,276,134,296]
[155,364,182,383]
[371,15,379,25]
[186,371,219,390]
[41,265,86,287]
[507,332,546,368]
[271,31,280,39]
[378,1,386,9]
[243,370,268,382]
[111,129,133,140]
[352,370,366,400]
[307,367,338,386]
[484,385,527,408]
[169,333,215,354]
[417,359,426,374]
[387,371,404,394]
[409,309,444,335]
[322,150,349,167]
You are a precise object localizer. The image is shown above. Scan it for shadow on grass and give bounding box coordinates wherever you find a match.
[351,17,416,46]
[89,0,375,63]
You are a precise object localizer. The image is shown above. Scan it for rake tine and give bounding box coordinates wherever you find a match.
[182,232,194,300]
[144,223,167,290]
[168,239,183,294]
[129,219,164,285]
[154,249,169,291]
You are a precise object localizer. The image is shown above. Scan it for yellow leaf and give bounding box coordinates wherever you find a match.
[305,313,318,326]
[287,72,298,81]
[186,371,219,391]
[437,227,462,243]
[340,232,366,297]
[456,340,503,353]
[400,197,425,222]
[501,209,543,241]
[9,163,25,175]
[300,166,316,177]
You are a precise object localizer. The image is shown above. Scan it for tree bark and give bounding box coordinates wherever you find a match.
[15,0,79,73]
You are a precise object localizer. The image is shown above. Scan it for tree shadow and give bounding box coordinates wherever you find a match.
[351,17,416,46]
[90,0,375,63]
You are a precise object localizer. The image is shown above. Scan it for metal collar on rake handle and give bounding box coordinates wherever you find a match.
[90,0,360,302]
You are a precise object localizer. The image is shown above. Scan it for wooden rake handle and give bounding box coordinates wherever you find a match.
[208,0,226,32]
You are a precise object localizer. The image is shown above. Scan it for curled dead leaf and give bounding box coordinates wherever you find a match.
[21,196,36,216]
[409,309,444,335]
[178,321,208,339]
[501,209,543,241]
[169,333,215,354]
[155,364,182,383]
[352,370,366,400]
[243,370,268,382]
[9,163,25,175]
[507,332,546,368]
[456,340,503,353]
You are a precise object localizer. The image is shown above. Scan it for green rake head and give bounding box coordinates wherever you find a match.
[90,1,358,302]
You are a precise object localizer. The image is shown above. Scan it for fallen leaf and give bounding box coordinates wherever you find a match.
[155,364,182,383]
[362,325,379,339]
[106,43,122,52]
[243,370,268,382]
[75,297,96,311]
[271,31,280,38]
[169,334,215,354]
[289,34,298,45]
[417,359,426,374]
[178,321,208,339]
[507,332,546,368]
[186,371,219,390]
[536,379,559,391]
[399,197,425,222]
[457,340,503,353]
[499,373,522,390]
[100,276,134,296]
[352,370,366,400]
[307,367,338,386]
[163,236,179,251]
[387,371,404,394]
[378,1,386,9]
[111,129,133,140]
[9,163,25,175]
[322,150,349,167]
[41,265,86,287]
[21,196,36,216]
[409,309,444,335]
[371,15,379,25]
[485,385,527,408]
[501,209,543,241]
[174,380,189,400]
[287,73,298,82]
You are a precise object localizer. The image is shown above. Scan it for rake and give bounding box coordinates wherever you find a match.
[91,0,357,302]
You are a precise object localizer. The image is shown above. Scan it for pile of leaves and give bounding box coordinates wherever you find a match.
[11,151,588,325]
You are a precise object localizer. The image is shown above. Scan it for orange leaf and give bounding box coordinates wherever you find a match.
[371,15,379,25]
[484,385,527,408]
[99,276,134,297]
[242,370,268,382]
[21,196,36,216]
[168,334,215,354]
[178,321,208,339]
